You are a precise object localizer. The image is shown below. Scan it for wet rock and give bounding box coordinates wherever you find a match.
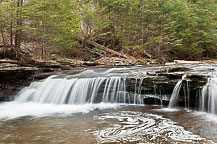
[125,66,209,106]
[167,67,190,72]
[187,74,207,82]
[144,97,162,105]
[0,59,39,102]
[158,72,184,79]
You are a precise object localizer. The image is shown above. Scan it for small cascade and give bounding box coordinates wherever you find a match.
[16,75,134,105]
[186,80,190,109]
[168,75,187,108]
[200,77,217,114]
[183,80,190,109]
[133,78,144,104]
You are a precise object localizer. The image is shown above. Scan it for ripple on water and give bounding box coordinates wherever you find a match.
[93,111,210,144]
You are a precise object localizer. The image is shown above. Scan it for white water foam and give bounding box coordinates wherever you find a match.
[93,111,206,143]
[0,102,121,120]
[155,108,180,112]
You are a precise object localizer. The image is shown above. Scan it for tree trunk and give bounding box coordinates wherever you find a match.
[15,0,23,52]
[1,32,6,46]
[10,15,13,46]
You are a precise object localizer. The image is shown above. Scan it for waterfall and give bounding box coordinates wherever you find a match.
[200,77,217,114]
[15,75,133,105]
[183,80,190,109]
[168,75,186,108]
[133,78,144,104]
[186,80,190,109]
[168,81,182,108]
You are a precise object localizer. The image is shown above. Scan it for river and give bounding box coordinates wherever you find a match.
[0,65,217,143]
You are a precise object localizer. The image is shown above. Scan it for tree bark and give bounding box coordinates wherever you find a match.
[14,0,23,51]
[10,15,13,46]
[1,31,6,46]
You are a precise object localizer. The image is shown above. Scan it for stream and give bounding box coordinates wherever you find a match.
[0,65,217,143]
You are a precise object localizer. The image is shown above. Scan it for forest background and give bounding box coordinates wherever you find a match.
[0,0,216,63]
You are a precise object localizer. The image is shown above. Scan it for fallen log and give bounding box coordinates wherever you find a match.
[87,40,128,59]
[143,50,152,58]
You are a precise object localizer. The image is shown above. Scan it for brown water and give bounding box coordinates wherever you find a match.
[0,104,216,144]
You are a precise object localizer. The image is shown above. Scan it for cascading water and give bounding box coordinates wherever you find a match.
[133,78,144,104]
[186,80,190,109]
[183,80,191,109]
[16,75,132,104]
[168,75,187,108]
[200,77,217,114]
